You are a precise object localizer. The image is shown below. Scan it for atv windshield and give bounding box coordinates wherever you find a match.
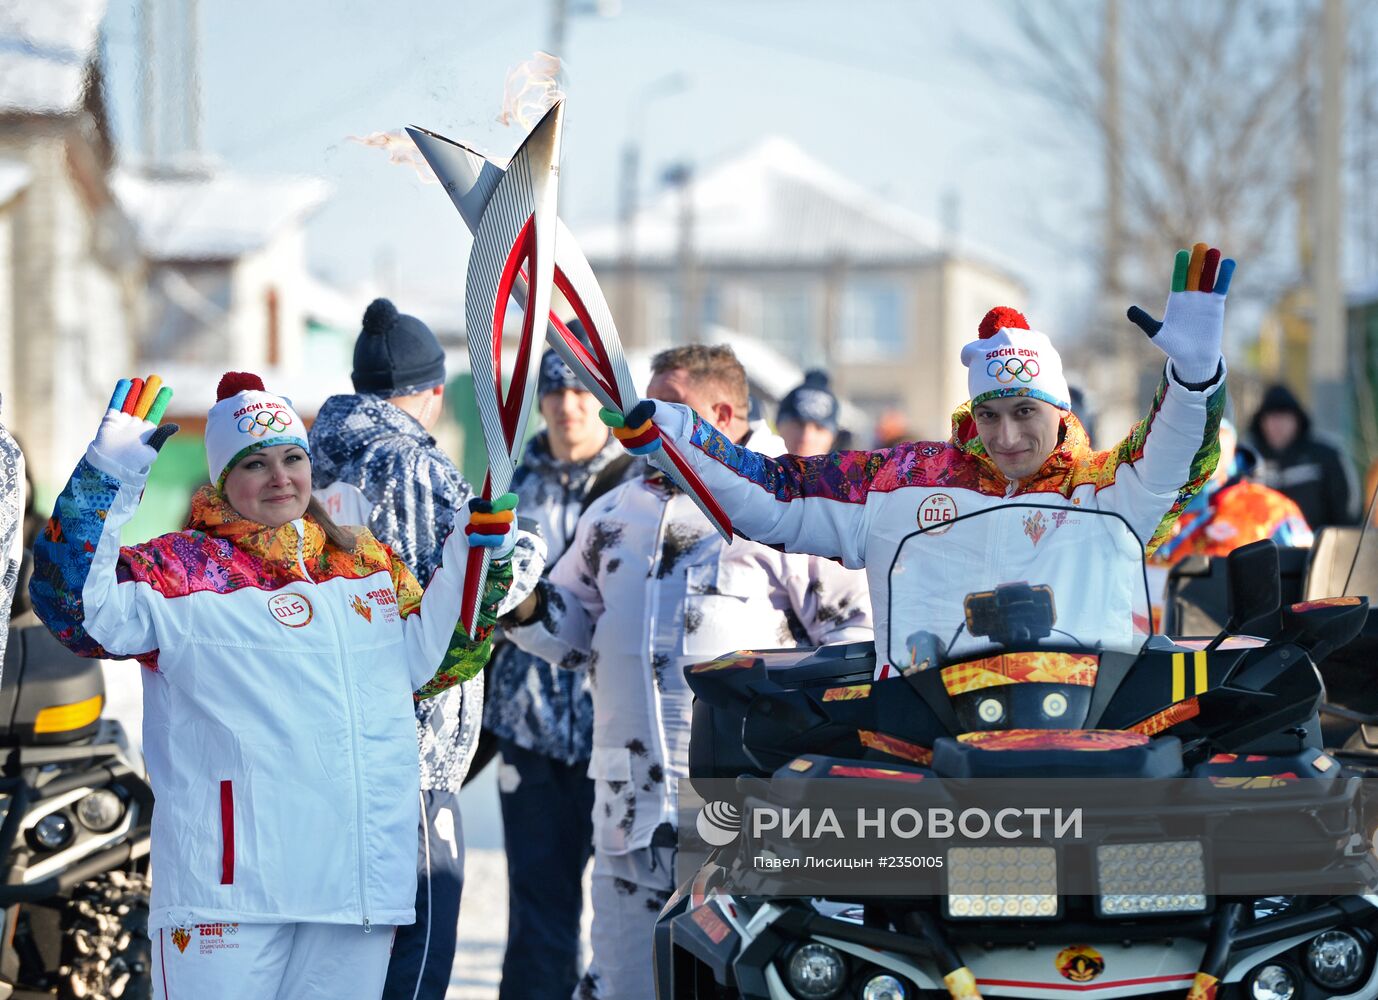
[886,503,1153,669]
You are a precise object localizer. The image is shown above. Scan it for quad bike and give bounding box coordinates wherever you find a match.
[657,503,1378,1000]
[0,624,153,1000]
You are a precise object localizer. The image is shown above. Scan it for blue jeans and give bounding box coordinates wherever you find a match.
[497,739,594,1000]
[381,788,464,1000]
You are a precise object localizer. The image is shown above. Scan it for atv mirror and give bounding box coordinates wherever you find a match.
[1280,596,1369,661]
[1204,540,1281,651]
[1226,539,1281,631]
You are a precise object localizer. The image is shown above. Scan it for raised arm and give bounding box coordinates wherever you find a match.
[30,378,178,660]
[1111,244,1233,551]
[603,402,877,568]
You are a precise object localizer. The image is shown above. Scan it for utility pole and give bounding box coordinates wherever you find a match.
[1096,0,1137,439]
[665,163,698,345]
[549,0,568,65]
[184,0,200,158]
[1312,0,1346,437]
[617,142,640,345]
[139,0,158,167]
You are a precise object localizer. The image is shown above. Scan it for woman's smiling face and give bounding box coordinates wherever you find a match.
[222,444,312,527]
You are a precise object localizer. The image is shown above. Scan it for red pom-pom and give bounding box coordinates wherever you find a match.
[978,306,1030,340]
[216,371,266,401]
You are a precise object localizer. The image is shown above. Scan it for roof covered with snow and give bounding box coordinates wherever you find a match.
[0,0,105,116]
[577,136,1010,273]
[114,169,331,261]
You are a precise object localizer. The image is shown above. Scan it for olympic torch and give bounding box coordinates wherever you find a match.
[406,120,732,542]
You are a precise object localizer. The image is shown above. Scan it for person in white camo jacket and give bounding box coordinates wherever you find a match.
[503,344,873,1000]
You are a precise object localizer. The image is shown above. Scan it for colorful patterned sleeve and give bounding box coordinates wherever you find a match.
[29,458,160,659]
[650,402,886,568]
[1097,369,1228,555]
[413,558,510,700]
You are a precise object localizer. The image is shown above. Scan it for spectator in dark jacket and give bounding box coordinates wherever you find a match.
[1247,384,1359,528]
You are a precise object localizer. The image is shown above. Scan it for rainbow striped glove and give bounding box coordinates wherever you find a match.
[465,492,519,560]
[599,400,662,456]
[1127,243,1236,387]
[89,376,178,480]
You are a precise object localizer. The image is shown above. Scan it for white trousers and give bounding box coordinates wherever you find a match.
[577,845,676,1000]
[152,921,396,1000]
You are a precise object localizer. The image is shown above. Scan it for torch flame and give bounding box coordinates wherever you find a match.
[498,51,564,130]
[347,130,438,184]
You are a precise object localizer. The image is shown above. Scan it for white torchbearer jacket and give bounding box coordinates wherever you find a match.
[647,367,1226,679]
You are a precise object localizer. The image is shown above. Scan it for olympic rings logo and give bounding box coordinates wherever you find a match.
[237,410,293,437]
[986,358,1041,384]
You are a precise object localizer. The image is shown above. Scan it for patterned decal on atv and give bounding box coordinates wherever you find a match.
[942,652,1098,696]
[1291,596,1363,612]
[822,683,872,701]
[943,967,981,1000]
[1056,944,1105,982]
[1186,971,1219,1000]
[1208,773,1299,789]
[828,764,924,782]
[1130,697,1200,736]
[787,758,815,772]
[958,729,1149,752]
[690,653,758,674]
[858,729,933,765]
[689,904,732,945]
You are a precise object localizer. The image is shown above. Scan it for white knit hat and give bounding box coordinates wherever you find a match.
[959,307,1071,411]
[206,372,309,490]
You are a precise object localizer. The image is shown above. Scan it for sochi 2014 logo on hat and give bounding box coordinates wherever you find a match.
[696,800,741,847]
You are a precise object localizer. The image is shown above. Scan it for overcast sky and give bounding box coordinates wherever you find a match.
[99,0,1111,336]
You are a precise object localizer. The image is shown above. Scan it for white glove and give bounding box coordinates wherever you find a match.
[1127,243,1235,386]
[86,377,178,482]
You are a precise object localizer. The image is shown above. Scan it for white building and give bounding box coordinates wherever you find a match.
[0,0,145,496]
[577,136,1026,439]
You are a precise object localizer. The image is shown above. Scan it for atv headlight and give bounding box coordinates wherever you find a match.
[1306,930,1366,990]
[30,811,74,850]
[946,846,1058,919]
[1095,840,1206,917]
[785,943,846,1000]
[75,789,126,833]
[862,974,907,1000]
[1249,964,1297,1000]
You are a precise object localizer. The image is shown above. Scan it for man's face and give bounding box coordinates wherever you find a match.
[647,368,737,433]
[779,418,836,457]
[539,387,605,458]
[1260,411,1299,452]
[972,396,1063,481]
